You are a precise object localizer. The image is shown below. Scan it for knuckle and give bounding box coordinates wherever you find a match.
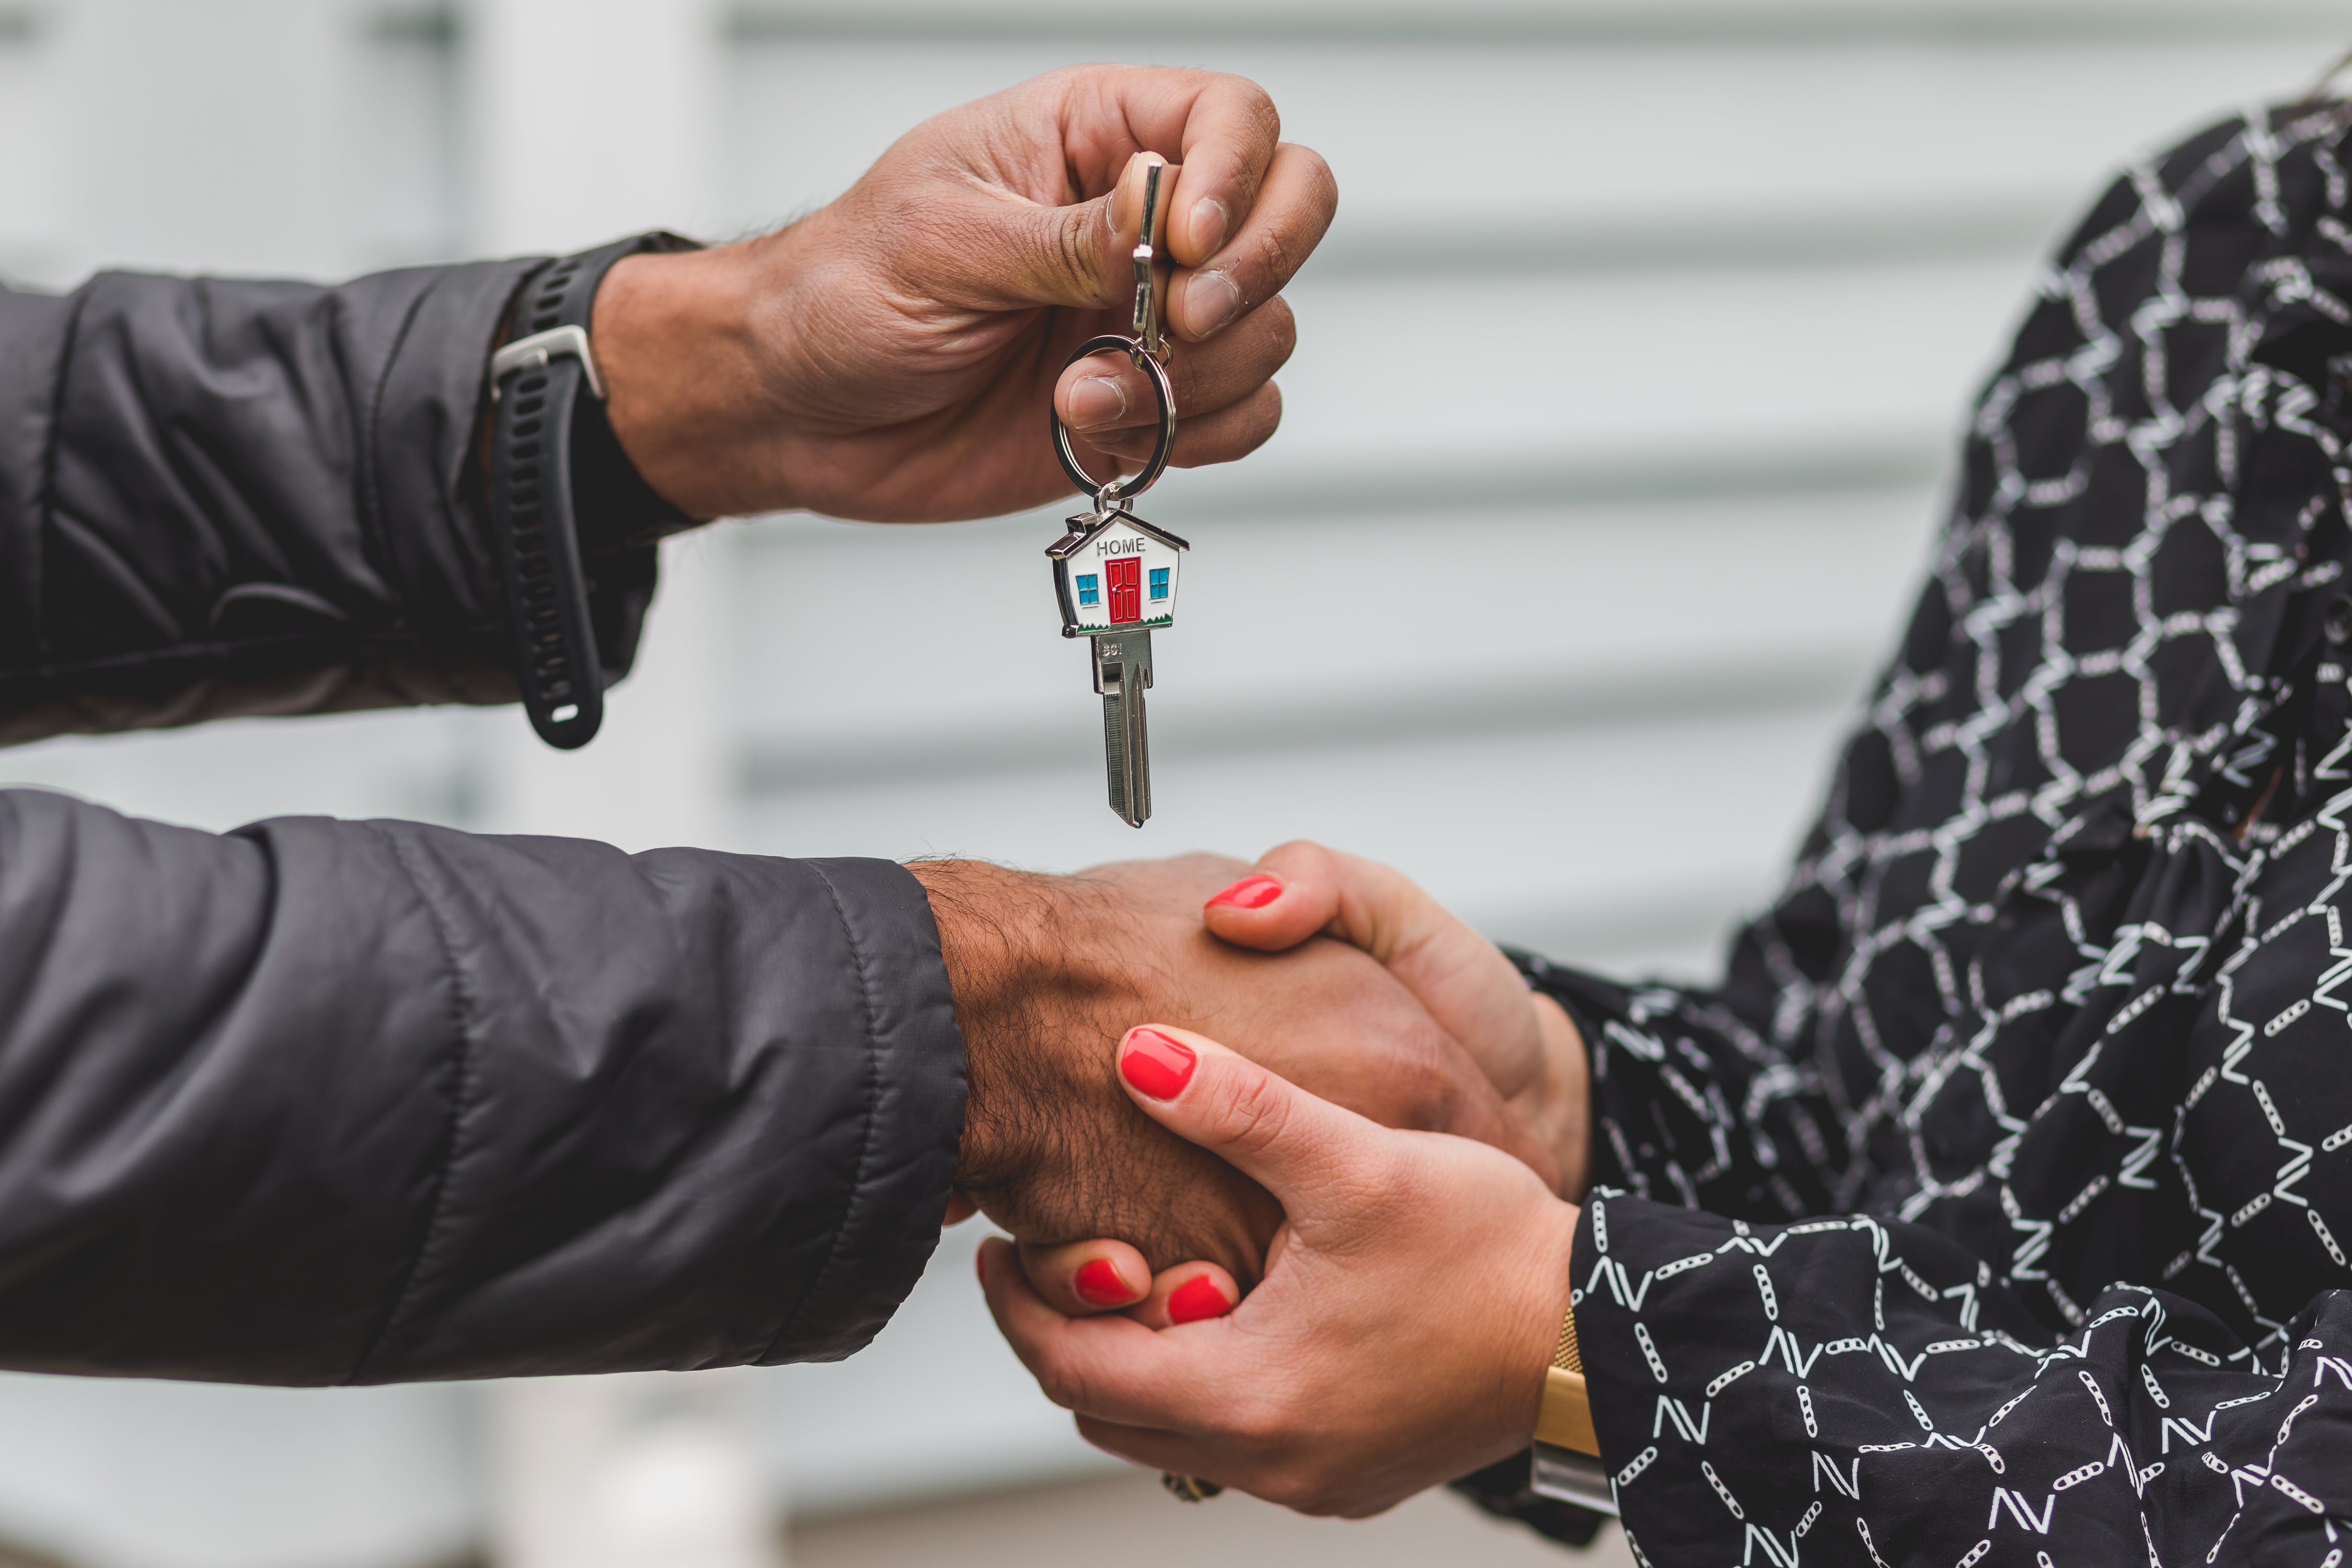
[1227,1390,1290,1449]
[1255,380,1285,424]
[1236,388,1283,455]
[1243,228,1297,303]
[1054,213,1108,300]
[1299,146,1339,209]
[1209,73,1282,148]
[1260,1473,1308,1509]
[1034,1358,1094,1413]
[1217,1067,1297,1160]
[1263,1466,1337,1514]
[1389,1044,1457,1131]
[1264,837,1332,874]
[1262,296,1299,363]
[1242,84,1283,146]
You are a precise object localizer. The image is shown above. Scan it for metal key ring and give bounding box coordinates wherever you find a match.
[1050,333,1177,506]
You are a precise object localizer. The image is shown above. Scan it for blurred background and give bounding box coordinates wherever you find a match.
[0,0,2342,1564]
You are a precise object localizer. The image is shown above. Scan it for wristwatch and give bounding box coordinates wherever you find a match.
[1530,1295,1616,1515]
[485,232,698,749]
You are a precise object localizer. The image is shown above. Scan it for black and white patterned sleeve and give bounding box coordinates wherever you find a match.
[1573,1193,2352,1564]
[1519,919,1854,1220]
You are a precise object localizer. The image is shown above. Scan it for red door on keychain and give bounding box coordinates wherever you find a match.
[1107,557,1142,623]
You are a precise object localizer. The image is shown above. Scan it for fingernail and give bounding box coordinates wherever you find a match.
[1167,1276,1232,1324]
[1119,1027,1197,1100]
[1073,1258,1133,1306]
[1123,151,1165,228]
[1068,375,1127,430]
[1187,198,1230,256]
[1183,270,1242,337]
[1206,873,1283,911]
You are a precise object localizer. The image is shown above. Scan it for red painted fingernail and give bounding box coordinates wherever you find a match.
[1119,1028,1197,1100]
[1073,1258,1133,1306]
[1167,1276,1232,1324]
[1206,874,1283,911]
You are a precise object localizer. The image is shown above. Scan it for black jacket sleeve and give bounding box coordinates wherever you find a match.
[0,262,663,745]
[0,787,966,1384]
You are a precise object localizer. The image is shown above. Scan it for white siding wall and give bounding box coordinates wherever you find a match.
[0,2,2344,1563]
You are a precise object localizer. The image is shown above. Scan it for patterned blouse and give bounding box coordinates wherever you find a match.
[1482,102,2352,1563]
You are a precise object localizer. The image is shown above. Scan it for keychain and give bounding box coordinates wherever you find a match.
[1045,161,1190,828]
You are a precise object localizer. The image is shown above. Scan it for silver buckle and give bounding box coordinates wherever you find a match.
[489,325,604,401]
[1530,1442,1619,1516]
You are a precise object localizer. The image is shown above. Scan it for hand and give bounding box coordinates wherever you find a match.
[1018,842,1590,1318]
[908,857,1557,1288]
[983,1025,1579,1516]
[1202,843,1591,1200]
[592,66,1335,522]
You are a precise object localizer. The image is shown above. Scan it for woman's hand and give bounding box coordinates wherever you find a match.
[594,66,1333,522]
[1203,841,1592,1200]
[982,1024,1579,1517]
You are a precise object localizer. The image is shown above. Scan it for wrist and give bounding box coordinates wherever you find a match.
[593,241,790,518]
[1515,1198,1585,1447]
[1529,992,1593,1200]
[906,861,1115,1194]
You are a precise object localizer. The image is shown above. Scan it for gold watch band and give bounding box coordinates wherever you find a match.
[1532,1298,1598,1455]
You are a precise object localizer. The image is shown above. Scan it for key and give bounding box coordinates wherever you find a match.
[1042,158,1191,827]
[1048,502,1189,826]
[1094,628,1152,826]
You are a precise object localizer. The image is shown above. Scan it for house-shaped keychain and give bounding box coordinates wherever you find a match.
[1047,509,1189,637]
[1046,505,1190,827]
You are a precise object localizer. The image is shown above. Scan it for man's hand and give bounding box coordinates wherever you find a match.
[983,1026,1580,1517]
[592,66,1334,523]
[908,857,1555,1287]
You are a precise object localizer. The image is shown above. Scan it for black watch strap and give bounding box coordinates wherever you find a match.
[486,232,695,750]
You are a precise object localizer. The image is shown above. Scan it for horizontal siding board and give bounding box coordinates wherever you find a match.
[1264,260,2026,479]
[730,1,2348,47]
[739,700,1854,952]
[761,1225,1117,1513]
[1,708,478,833]
[740,650,1870,794]
[0,28,64,274]
[1148,432,1950,520]
[729,486,1935,751]
[1312,201,2068,279]
[720,37,2336,238]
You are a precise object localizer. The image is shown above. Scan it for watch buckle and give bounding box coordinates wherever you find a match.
[490,324,605,401]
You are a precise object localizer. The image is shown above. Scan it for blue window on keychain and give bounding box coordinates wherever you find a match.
[1076,573,1100,606]
[1149,568,1169,602]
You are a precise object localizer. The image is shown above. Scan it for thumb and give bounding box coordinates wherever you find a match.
[1114,1025,1391,1215]
[1202,839,1436,956]
[994,150,1173,311]
[1204,843,1541,1098]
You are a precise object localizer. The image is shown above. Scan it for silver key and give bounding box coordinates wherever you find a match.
[1048,505,1189,826]
[1094,629,1152,826]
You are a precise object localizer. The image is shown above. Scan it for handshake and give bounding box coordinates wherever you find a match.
[909,845,1593,1516]
[598,62,1596,1514]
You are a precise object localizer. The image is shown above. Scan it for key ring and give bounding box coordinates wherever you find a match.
[1050,333,1177,506]
[1050,158,1178,508]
